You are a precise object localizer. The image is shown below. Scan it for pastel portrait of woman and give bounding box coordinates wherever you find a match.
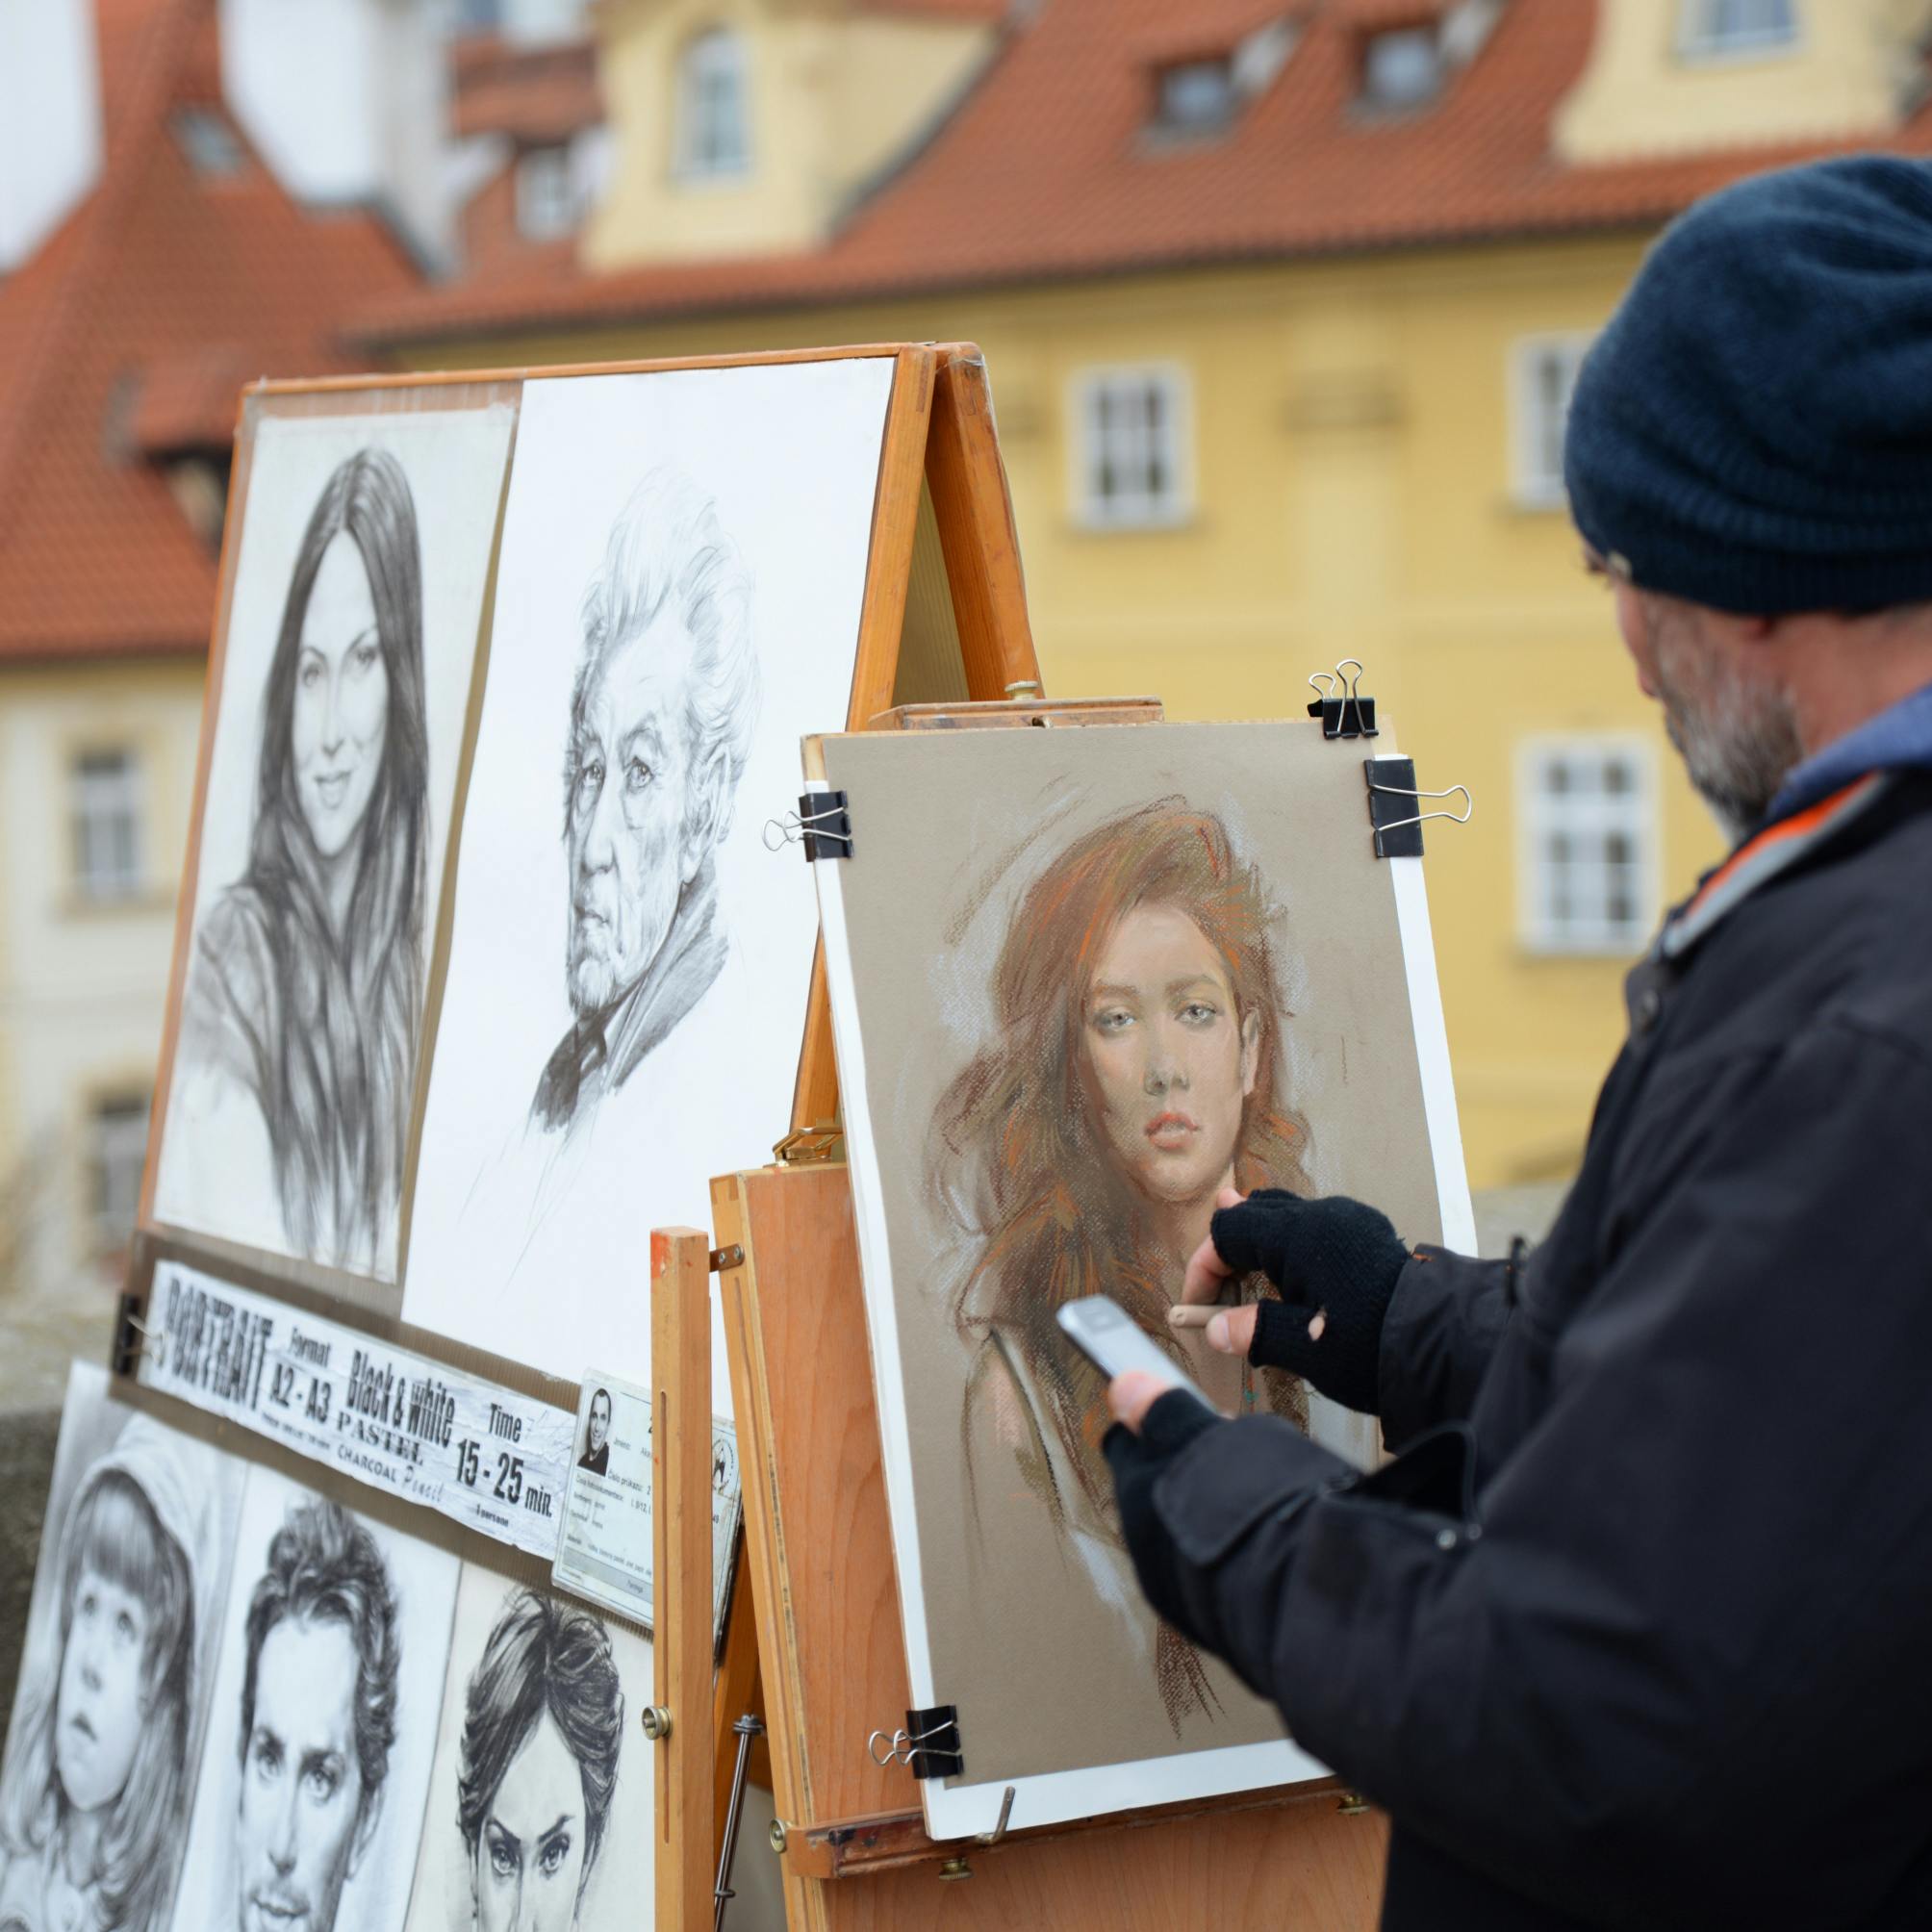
[932,800,1313,1731]
[172,447,428,1275]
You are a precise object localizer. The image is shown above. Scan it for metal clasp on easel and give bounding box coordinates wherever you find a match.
[867,1716,953,1767]
[1365,754,1473,859]
[763,791,852,861]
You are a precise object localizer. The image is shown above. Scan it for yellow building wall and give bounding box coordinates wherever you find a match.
[0,658,205,1291]
[585,0,993,268]
[401,234,1730,1189]
[1557,0,1932,162]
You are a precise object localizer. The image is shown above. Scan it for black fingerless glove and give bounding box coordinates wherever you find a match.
[1209,1191,1411,1415]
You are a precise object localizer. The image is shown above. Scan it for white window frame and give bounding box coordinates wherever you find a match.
[1517,736,1660,956]
[515,143,580,240]
[674,27,751,182]
[1510,332,1595,510]
[1677,0,1800,61]
[89,1091,151,1252]
[71,748,144,903]
[1069,363,1195,532]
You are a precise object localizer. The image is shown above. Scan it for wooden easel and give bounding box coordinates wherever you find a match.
[647,345,1387,1929]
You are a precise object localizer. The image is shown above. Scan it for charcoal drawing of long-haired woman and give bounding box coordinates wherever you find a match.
[931,800,1313,1732]
[176,448,427,1273]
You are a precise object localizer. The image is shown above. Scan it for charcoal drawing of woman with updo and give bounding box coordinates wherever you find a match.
[932,800,1313,1734]
[173,448,427,1275]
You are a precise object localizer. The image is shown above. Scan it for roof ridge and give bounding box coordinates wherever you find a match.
[0,0,206,544]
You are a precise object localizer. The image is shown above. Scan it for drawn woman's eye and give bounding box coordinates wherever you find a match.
[251,1734,282,1779]
[539,1834,571,1876]
[623,757,652,795]
[1179,1001,1220,1026]
[351,641,379,674]
[77,1589,98,1621]
[304,1762,341,1803]
[575,758,603,801]
[1092,1008,1133,1034]
[114,1608,136,1643]
[299,657,323,689]
[488,1834,518,1878]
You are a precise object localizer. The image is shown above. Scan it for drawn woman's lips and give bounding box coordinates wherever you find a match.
[1144,1110,1199,1150]
[312,768,351,810]
[67,1711,95,1741]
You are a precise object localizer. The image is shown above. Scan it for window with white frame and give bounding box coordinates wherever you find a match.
[1512,334,1593,508]
[71,749,143,902]
[1520,741,1656,953]
[674,28,750,180]
[516,144,580,240]
[1074,367,1191,529]
[1679,0,1796,57]
[90,1092,150,1251]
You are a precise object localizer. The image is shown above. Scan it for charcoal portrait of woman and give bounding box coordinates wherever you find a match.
[169,448,428,1275]
[932,800,1314,1733]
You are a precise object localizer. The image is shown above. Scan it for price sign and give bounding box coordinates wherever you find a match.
[138,1258,576,1560]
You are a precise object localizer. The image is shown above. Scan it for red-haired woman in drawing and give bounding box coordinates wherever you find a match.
[931,799,1313,1733]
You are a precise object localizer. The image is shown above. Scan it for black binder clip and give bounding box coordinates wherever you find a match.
[112,1292,160,1379]
[1307,661,1378,740]
[1365,755,1473,859]
[763,792,853,862]
[868,1705,963,1780]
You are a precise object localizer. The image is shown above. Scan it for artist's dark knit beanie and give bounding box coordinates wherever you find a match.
[1564,155,1932,616]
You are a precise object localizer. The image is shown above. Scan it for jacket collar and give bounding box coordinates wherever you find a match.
[1658,677,1932,960]
[1766,676,1932,821]
[1659,774,1890,961]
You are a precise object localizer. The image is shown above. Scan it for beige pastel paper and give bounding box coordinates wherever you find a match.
[820,721,1451,1790]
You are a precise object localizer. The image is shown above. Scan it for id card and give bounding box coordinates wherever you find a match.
[551,1371,741,1637]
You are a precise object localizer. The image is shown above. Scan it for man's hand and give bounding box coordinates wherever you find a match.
[1175,1187,1413,1415]
[1106,1368,1174,1435]
[1176,1187,1324,1360]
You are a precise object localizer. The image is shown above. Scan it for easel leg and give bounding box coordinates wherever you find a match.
[652,1228,717,1930]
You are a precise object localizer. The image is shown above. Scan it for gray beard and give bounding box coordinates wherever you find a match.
[1652,625,1805,847]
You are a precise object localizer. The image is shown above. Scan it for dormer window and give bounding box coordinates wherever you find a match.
[1361,27,1444,112]
[1679,0,1797,58]
[173,109,244,176]
[674,27,750,180]
[1142,18,1296,143]
[1156,58,1237,136]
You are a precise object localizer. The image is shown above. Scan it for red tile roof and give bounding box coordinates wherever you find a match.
[0,0,417,662]
[450,33,601,145]
[355,0,1932,347]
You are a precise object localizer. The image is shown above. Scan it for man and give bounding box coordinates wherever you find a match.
[531,466,759,1136]
[235,1498,398,1932]
[1103,156,1932,1928]
[579,1387,612,1476]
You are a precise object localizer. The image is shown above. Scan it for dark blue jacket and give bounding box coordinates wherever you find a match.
[1123,770,1932,1928]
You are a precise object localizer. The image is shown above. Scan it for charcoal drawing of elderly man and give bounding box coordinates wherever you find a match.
[530,468,759,1136]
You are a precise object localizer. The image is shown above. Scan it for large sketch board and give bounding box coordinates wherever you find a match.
[136,348,945,1427]
[810,720,1474,1840]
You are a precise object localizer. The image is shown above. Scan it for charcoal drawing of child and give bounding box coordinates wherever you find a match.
[0,1415,225,1932]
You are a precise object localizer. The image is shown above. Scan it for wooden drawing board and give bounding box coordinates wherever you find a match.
[675,697,1387,1929]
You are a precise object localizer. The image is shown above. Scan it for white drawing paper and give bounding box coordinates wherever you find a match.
[400,358,896,1400]
[400,1567,653,1932]
[168,1463,460,1932]
[154,405,516,1281]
